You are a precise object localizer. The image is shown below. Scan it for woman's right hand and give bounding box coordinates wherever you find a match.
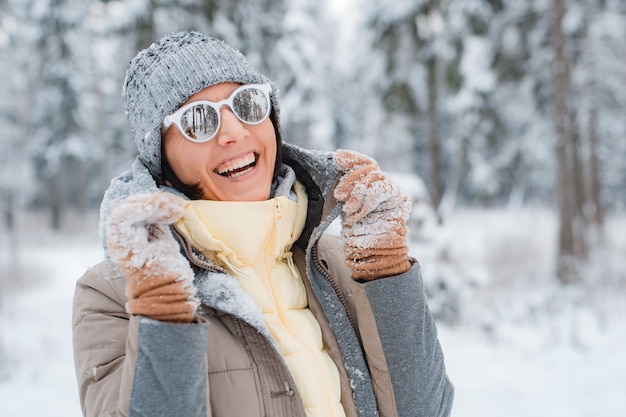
[105,192,199,323]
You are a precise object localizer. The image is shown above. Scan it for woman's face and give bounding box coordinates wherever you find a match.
[163,82,277,201]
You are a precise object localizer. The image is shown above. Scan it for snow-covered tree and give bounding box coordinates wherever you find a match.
[0,1,35,233]
[0,0,40,274]
[272,0,335,150]
[28,0,93,229]
[0,0,623,244]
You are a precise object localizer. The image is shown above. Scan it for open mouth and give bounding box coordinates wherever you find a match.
[215,152,258,178]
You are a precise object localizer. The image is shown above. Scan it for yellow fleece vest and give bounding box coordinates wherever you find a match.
[175,182,346,417]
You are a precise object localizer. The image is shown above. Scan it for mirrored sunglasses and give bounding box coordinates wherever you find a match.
[162,83,272,143]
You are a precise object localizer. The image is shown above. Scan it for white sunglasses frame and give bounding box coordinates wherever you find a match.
[161,83,272,143]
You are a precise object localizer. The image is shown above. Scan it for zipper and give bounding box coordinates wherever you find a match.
[171,223,227,273]
[310,242,358,335]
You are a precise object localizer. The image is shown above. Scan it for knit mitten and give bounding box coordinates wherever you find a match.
[333,149,412,281]
[105,192,199,323]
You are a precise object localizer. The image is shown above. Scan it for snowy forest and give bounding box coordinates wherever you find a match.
[1,0,625,416]
[1,0,626,281]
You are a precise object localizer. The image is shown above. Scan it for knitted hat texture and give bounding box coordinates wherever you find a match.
[122,31,279,180]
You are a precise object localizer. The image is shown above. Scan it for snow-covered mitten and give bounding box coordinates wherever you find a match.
[333,149,412,281]
[105,192,199,323]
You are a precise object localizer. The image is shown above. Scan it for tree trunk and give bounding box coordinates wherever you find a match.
[49,171,63,231]
[583,9,605,247]
[571,122,588,259]
[135,0,156,51]
[426,55,444,222]
[438,135,468,221]
[586,81,604,242]
[551,0,580,283]
[1,191,18,279]
[4,193,14,233]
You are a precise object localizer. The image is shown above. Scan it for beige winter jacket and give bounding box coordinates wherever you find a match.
[73,233,392,417]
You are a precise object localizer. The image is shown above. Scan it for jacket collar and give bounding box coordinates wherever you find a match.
[281,143,342,249]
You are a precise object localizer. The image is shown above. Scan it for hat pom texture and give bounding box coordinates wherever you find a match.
[122,31,279,180]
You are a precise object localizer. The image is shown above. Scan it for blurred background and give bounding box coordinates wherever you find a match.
[1,0,625,415]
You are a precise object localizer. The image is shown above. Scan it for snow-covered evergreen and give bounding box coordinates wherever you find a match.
[1,0,624,216]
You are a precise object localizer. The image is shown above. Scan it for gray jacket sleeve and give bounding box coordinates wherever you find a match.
[72,262,209,417]
[363,265,454,417]
[128,318,209,417]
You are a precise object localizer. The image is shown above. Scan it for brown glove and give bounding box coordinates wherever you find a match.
[333,149,412,281]
[105,192,199,323]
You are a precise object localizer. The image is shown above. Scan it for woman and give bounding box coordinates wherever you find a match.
[72,31,454,417]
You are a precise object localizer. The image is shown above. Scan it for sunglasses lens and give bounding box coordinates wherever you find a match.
[233,87,270,124]
[170,85,270,142]
[180,104,219,141]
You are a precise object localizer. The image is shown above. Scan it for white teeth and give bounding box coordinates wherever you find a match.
[216,153,256,175]
[229,166,254,178]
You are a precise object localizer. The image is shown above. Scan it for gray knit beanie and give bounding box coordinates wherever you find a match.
[122,31,279,180]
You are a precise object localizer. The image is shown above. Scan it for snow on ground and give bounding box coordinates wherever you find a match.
[0,213,102,416]
[440,322,626,417]
[419,209,626,417]
[0,209,625,416]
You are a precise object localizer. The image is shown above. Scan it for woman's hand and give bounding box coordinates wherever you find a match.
[105,192,199,323]
[333,149,412,281]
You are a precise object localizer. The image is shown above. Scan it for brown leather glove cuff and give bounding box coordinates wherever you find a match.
[345,246,412,281]
[128,296,196,323]
[126,269,197,323]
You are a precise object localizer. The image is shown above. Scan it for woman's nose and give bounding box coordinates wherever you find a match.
[215,107,248,145]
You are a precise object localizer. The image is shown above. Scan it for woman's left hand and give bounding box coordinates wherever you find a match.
[333,149,412,281]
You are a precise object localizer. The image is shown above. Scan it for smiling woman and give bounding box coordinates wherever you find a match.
[71,31,454,417]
